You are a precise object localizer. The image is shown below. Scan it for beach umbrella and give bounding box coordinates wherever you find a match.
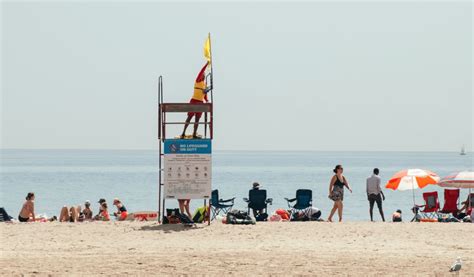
[438,171,474,212]
[437,171,474,189]
[386,169,440,204]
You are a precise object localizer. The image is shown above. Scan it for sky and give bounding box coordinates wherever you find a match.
[1,1,472,151]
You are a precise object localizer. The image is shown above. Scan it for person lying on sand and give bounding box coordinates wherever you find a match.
[18,192,35,222]
[113,198,128,221]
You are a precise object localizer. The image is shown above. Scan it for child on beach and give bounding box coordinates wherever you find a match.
[113,198,128,221]
[98,202,110,221]
[18,192,35,222]
[94,198,106,220]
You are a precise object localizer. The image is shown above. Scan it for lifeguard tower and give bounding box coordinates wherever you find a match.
[157,73,214,224]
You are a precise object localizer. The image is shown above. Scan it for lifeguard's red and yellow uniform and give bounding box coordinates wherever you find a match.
[188,62,209,119]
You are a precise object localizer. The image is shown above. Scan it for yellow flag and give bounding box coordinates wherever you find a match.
[203,34,211,63]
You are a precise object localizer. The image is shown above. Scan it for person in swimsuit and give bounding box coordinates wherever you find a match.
[113,198,128,221]
[180,62,212,138]
[83,200,93,220]
[327,165,352,222]
[18,192,35,222]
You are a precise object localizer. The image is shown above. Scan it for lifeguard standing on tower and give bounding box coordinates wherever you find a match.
[180,35,213,139]
[180,61,212,138]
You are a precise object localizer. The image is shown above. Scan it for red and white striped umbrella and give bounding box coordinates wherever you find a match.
[386,169,440,191]
[438,171,474,188]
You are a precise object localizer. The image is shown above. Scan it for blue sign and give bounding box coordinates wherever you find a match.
[164,139,212,154]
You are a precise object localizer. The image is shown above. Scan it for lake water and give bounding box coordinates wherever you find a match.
[1,149,472,221]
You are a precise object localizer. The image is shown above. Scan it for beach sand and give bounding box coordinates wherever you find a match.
[1,221,473,276]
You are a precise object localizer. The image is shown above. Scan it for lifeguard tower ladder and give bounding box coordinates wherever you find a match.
[157,76,214,223]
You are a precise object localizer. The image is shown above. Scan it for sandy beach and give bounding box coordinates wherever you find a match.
[1,221,472,276]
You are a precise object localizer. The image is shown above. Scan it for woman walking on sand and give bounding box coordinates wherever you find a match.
[328,165,352,222]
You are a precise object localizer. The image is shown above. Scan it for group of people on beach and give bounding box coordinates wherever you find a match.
[18,193,128,222]
[16,164,471,223]
[326,165,471,222]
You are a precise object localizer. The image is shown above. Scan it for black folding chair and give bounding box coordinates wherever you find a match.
[243,189,273,219]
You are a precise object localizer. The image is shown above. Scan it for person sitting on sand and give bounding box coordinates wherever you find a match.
[98,202,110,221]
[94,198,107,220]
[59,206,79,222]
[458,195,472,214]
[392,209,402,222]
[113,198,128,221]
[83,200,93,220]
[18,192,36,222]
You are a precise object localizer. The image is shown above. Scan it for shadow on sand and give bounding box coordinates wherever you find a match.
[139,223,206,233]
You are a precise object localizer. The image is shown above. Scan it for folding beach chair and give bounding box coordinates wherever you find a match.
[417,191,440,219]
[439,189,460,217]
[285,189,312,219]
[243,189,273,220]
[210,189,235,220]
[0,207,13,222]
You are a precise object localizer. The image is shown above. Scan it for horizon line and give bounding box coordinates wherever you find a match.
[0,148,471,153]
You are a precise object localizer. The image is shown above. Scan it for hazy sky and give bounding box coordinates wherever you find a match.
[1,1,472,151]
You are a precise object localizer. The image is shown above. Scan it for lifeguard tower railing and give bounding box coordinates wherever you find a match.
[157,75,213,222]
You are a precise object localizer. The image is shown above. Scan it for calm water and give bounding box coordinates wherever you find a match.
[1,150,472,221]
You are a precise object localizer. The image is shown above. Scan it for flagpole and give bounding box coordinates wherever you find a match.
[208,32,214,103]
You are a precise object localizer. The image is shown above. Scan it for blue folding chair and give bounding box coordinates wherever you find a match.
[243,189,273,219]
[285,189,312,219]
[210,189,235,220]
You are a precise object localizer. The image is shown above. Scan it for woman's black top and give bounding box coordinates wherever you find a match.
[334,176,345,188]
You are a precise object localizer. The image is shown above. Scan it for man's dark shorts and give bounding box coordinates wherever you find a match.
[368,193,382,208]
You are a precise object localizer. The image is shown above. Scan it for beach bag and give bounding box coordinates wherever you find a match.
[192,206,209,223]
[0,207,12,222]
[178,213,194,225]
[226,210,255,225]
[164,208,181,224]
[256,213,268,222]
[269,214,282,222]
[275,209,290,220]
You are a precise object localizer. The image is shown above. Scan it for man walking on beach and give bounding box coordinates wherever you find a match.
[366,168,385,222]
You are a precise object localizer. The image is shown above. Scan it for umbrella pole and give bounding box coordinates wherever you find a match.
[412,176,416,206]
